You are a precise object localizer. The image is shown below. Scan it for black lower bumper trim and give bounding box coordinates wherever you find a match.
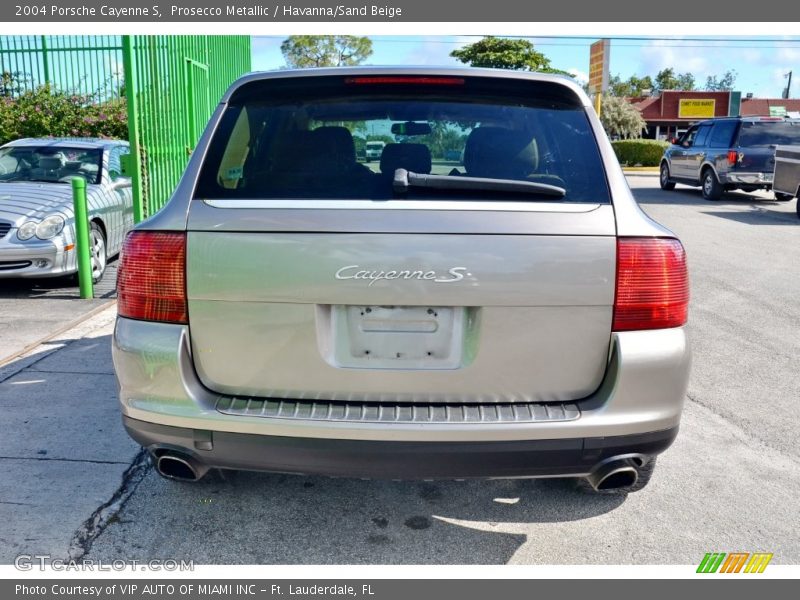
[123,416,678,480]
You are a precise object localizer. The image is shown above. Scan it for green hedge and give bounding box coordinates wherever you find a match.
[611,139,669,167]
[0,85,127,146]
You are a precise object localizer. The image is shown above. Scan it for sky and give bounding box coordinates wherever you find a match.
[252,35,800,99]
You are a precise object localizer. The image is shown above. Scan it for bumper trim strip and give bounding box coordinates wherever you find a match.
[216,396,581,424]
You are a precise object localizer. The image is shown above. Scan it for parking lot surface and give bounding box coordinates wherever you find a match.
[0,176,798,564]
[0,259,118,364]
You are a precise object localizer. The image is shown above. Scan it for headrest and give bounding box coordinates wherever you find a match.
[38,156,64,171]
[312,126,357,164]
[380,143,432,175]
[463,127,538,179]
[270,131,317,171]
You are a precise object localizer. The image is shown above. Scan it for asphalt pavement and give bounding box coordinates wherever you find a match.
[0,177,798,565]
[0,258,118,364]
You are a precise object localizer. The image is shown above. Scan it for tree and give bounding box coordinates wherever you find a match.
[704,70,737,91]
[609,74,654,97]
[450,36,568,75]
[599,95,646,140]
[281,35,373,68]
[654,68,696,92]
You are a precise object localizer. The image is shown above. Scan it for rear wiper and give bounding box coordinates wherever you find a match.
[392,168,566,199]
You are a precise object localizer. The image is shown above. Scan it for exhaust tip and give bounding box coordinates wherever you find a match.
[594,466,638,491]
[585,458,642,492]
[156,453,205,482]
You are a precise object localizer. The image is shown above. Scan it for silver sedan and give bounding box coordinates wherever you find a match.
[0,137,133,282]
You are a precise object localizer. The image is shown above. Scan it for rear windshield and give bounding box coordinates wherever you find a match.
[737,121,800,146]
[195,76,610,203]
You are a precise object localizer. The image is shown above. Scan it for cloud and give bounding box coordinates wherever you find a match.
[401,36,473,66]
[638,40,711,77]
[567,68,589,84]
[777,47,800,62]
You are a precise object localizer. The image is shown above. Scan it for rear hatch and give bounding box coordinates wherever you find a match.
[185,74,616,404]
[734,119,800,176]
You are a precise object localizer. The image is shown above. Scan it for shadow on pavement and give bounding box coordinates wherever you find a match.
[0,257,118,300]
[632,185,784,207]
[86,458,626,564]
[701,209,800,226]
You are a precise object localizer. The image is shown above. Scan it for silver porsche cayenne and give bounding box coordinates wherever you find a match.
[112,68,691,494]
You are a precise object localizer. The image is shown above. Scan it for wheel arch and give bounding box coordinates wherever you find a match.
[89,216,107,242]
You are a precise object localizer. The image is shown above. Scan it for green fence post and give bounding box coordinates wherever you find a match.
[122,35,145,223]
[71,177,93,299]
[40,35,50,85]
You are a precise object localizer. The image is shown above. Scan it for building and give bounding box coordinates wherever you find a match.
[629,90,800,140]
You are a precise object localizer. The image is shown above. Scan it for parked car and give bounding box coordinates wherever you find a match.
[113,68,691,494]
[660,116,800,200]
[0,138,133,282]
[365,140,386,161]
[773,145,800,219]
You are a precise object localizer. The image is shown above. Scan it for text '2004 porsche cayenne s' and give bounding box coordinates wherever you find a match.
[113,68,691,494]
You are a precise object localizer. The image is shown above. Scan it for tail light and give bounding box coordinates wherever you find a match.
[345,76,465,86]
[613,238,689,331]
[727,150,738,165]
[117,231,187,324]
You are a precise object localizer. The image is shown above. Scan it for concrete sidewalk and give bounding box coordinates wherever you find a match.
[0,304,143,563]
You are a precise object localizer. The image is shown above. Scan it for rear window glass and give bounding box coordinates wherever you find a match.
[195,76,610,203]
[737,121,800,146]
[708,121,737,147]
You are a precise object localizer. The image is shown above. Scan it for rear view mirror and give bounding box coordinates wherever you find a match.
[391,122,432,136]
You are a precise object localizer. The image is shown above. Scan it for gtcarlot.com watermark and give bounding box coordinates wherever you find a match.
[15,555,194,571]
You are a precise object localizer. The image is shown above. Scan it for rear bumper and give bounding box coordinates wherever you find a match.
[113,318,691,447]
[722,171,773,186]
[125,415,678,479]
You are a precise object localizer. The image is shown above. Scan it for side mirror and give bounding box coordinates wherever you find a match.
[119,153,132,177]
[670,137,680,145]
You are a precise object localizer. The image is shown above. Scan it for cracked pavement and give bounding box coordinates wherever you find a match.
[1,177,799,564]
[0,307,142,562]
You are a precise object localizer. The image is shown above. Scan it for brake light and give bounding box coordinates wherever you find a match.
[613,238,689,331]
[117,231,187,324]
[727,150,738,165]
[344,76,465,86]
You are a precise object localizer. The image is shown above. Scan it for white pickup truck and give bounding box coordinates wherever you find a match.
[773,145,800,219]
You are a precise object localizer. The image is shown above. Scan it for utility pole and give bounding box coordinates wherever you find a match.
[783,71,792,99]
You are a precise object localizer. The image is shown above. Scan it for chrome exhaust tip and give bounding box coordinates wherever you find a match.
[155,453,208,482]
[586,458,640,492]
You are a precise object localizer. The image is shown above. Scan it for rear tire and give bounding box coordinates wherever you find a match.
[774,192,794,202]
[701,169,723,200]
[577,457,657,495]
[659,163,676,190]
